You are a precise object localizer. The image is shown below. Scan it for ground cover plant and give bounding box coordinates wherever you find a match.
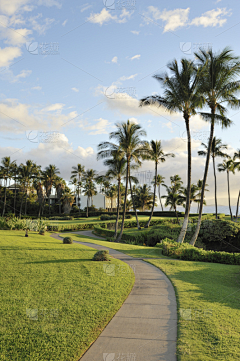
[0,231,134,361]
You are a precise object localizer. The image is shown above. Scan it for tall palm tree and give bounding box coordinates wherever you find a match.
[98,120,146,242]
[155,174,165,211]
[103,153,127,238]
[142,140,174,227]
[195,179,209,213]
[54,177,66,214]
[71,164,85,213]
[233,149,240,220]
[82,169,97,207]
[135,184,155,211]
[218,158,235,221]
[83,180,97,217]
[198,137,229,219]
[181,183,201,211]
[190,47,240,245]
[42,164,60,215]
[24,161,38,215]
[140,59,203,242]
[61,188,75,214]
[0,156,15,216]
[11,162,19,215]
[162,183,184,223]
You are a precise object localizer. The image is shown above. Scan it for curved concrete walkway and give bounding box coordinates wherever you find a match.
[51,231,177,361]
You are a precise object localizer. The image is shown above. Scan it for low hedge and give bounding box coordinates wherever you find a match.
[162,239,240,265]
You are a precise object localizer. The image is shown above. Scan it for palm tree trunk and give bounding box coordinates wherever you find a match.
[24,181,29,215]
[145,161,157,227]
[2,180,7,216]
[177,118,191,243]
[19,185,26,218]
[159,184,163,211]
[175,206,179,223]
[190,119,215,246]
[235,190,240,221]
[116,158,129,242]
[212,156,218,219]
[86,196,89,218]
[227,170,233,221]
[114,177,121,239]
[14,179,17,216]
[129,172,141,230]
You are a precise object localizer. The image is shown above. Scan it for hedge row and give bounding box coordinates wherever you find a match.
[162,239,240,265]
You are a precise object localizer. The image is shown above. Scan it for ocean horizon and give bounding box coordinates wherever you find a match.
[152,205,239,215]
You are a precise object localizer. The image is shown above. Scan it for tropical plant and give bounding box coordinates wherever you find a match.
[142,140,174,227]
[233,149,240,220]
[140,59,203,242]
[0,157,16,216]
[135,184,155,211]
[218,158,235,221]
[97,120,146,242]
[155,174,165,211]
[42,164,60,215]
[198,137,229,219]
[190,47,240,246]
[71,164,85,214]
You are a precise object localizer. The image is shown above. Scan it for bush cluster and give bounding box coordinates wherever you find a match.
[63,236,73,244]
[92,250,110,261]
[162,239,240,265]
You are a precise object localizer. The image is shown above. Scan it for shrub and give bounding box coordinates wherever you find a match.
[92,250,110,261]
[63,237,73,244]
[162,239,240,265]
[146,233,158,247]
[39,230,45,235]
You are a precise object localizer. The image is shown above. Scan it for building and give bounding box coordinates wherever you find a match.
[74,193,117,211]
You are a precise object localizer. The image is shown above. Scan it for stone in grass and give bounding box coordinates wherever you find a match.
[63,236,73,244]
[93,250,111,261]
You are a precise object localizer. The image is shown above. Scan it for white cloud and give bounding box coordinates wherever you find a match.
[87,8,131,26]
[120,74,138,81]
[0,0,31,16]
[130,54,140,60]
[145,6,190,32]
[191,8,230,27]
[32,86,42,90]
[129,117,138,124]
[71,87,79,92]
[42,103,65,112]
[37,0,62,9]
[131,30,139,35]
[62,19,68,26]
[11,69,32,82]
[29,14,55,35]
[79,118,112,135]
[111,56,118,63]
[81,4,92,12]
[0,46,22,67]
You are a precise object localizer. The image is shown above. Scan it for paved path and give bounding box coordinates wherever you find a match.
[52,231,177,361]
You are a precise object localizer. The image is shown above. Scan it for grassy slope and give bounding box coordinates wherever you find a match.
[62,233,169,259]
[146,259,240,361]
[0,231,134,361]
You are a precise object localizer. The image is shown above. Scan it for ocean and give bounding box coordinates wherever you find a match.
[154,205,238,215]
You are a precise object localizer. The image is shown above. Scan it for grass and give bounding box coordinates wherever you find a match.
[0,231,134,361]
[146,259,240,361]
[47,215,167,226]
[62,232,169,259]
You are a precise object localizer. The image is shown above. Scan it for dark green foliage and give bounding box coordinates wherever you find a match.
[92,250,110,261]
[63,236,73,244]
[162,239,240,265]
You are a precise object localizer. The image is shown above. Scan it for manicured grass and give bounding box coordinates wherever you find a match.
[146,259,240,361]
[62,233,169,259]
[47,215,166,226]
[0,231,134,361]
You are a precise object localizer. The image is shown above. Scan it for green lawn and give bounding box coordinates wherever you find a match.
[146,259,240,361]
[0,231,134,361]
[62,232,169,259]
[47,215,166,226]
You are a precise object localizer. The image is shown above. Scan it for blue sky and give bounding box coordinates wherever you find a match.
[1,0,240,204]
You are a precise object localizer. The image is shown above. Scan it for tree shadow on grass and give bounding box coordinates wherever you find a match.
[25,258,94,264]
[161,263,240,311]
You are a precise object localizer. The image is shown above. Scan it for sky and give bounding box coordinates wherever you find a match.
[1,0,240,205]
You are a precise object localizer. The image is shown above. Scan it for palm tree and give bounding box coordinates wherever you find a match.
[98,120,146,242]
[71,164,85,213]
[54,177,66,214]
[135,184,155,211]
[42,164,60,215]
[103,153,127,238]
[24,161,38,216]
[61,188,75,214]
[195,179,209,213]
[198,137,229,219]
[218,158,235,221]
[233,149,240,220]
[140,59,203,242]
[0,156,15,216]
[190,47,240,246]
[181,183,201,211]
[11,162,19,215]
[83,180,97,217]
[82,169,97,207]
[155,174,165,211]
[106,185,118,212]
[142,140,174,227]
